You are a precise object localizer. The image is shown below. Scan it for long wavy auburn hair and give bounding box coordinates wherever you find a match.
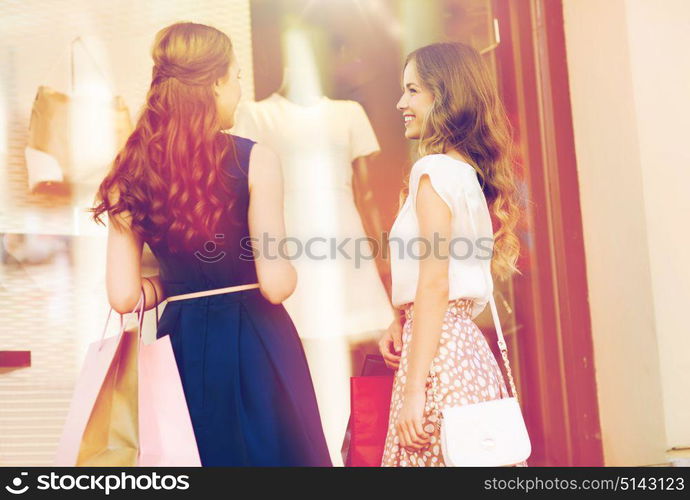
[400,42,524,281]
[90,22,240,254]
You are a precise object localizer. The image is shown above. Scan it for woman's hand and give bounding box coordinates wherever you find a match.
[396,388,430,451]
[379,317,403,370]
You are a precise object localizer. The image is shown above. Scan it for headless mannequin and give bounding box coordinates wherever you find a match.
[276,66,324,106]
[273,65,393,465]
[276,66,391,296]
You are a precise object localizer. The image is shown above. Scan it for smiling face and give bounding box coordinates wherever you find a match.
[214,53,242,130]
[396,59,434,140]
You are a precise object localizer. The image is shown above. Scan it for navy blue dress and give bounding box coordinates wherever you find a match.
[148,134,332,467]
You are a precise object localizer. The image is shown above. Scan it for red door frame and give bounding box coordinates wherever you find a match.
[493,0,604,466]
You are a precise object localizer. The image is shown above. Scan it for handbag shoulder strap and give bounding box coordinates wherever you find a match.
[461,175,520,402]
[70,37,111,94]
[488,292,520,402]
[41,36,111,95]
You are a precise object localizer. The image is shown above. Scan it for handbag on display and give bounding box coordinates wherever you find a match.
[24,36,132,198]
[431,293,531,467]
[342,354,394,467]
[55,283,201,466]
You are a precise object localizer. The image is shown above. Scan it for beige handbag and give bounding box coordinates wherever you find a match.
[430,292,531,466]
[24,37,132,198]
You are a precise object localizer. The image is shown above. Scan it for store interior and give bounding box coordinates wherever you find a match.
[0,0,535,467]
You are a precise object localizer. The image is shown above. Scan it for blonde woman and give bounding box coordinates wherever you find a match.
[378,42,526,467]
[90,23,330,466]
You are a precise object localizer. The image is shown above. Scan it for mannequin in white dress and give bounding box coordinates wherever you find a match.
[231,63,394,465]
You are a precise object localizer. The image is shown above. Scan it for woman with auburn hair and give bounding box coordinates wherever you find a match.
[378,42,527,467]
[90,22,331,466]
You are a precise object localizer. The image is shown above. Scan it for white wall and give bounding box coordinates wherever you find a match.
[624,0,690,453]
[563,0,690,465]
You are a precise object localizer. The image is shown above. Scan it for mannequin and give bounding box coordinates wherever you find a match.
[275,64,391,292]
[232,39,394,465]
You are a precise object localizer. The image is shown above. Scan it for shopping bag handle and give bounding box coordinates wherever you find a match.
[142,277,159,330]
[97,289,146,351]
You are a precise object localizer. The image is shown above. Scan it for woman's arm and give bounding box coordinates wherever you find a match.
[378,310,405,370]
[396,173,452,450]
[105,188,164,314]
[247,143,297,304]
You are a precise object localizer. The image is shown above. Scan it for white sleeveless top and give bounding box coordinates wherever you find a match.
[389,154,495,319]
[231,94,394,339]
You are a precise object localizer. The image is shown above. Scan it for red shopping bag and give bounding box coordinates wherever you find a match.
[342,355,394,467]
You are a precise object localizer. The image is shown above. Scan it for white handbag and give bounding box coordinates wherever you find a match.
[432,293,531,467]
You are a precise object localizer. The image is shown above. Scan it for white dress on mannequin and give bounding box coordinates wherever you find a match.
[232,93,394,340]
[232,93,394,466]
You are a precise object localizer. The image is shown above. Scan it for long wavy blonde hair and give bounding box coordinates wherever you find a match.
[401,42,523,281]
[90,22,239,254]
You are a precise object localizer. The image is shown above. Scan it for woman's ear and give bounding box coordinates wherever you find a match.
[213,70,231,97]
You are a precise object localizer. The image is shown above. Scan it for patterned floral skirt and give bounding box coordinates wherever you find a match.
[380,298,529,467]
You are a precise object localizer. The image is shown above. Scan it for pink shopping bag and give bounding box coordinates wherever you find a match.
[54,307,138,466]
[138,333,200,466]
[137,278,200,466]
[55,288,201,466]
